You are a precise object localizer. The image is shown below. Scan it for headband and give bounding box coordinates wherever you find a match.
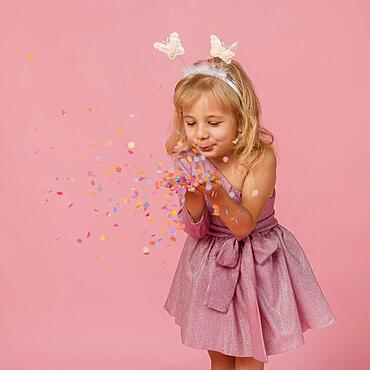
[153,33,242,99]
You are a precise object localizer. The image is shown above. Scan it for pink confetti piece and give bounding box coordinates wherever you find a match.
[87,170,97,177]
[68,203,74,208]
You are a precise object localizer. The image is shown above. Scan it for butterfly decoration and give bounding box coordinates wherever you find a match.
[153,32,185,59]
[209,34,238,64]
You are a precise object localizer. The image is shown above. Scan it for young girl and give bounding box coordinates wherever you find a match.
[163,56,335,370]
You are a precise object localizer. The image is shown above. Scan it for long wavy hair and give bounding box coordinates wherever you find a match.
[165,57,278,175]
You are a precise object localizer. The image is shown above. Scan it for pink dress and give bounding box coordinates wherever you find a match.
[164,151,335,363]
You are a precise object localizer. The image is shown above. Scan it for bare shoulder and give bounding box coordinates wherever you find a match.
[258,146,277,170]
[240,147,277,232]
[241,146,277,183]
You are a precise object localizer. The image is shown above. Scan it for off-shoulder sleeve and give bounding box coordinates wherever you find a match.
[174,155,211,240]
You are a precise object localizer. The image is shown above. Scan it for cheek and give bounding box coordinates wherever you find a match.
[183,128,192,138]
[215,130,232,141]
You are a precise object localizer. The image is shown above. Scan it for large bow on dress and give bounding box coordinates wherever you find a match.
[204,211,279,313]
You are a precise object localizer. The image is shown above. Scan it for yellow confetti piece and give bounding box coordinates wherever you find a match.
[100,234,106,241]
[159,227,165,234]
[127,141,135,149]
[170,209,178,216]
[143,246,150,254]
[176,140,183,147]
[212,204,220,210]
[106,140,113,146]
[117,127,124,134]
[27,54,36,61]
[123,198,130,204]
[105,170,111,177]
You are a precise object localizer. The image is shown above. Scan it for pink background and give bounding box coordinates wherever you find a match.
[1,1,369,369]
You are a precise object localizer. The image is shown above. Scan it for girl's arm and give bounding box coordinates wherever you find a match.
[174,156,211,240]
[205,149,276,240]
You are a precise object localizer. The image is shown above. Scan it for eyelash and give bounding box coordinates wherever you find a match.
[186,122,222,126]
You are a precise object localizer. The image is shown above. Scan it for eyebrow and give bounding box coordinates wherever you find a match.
[183,114,223,119]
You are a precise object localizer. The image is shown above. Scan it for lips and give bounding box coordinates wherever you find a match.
[198,144,214,150]
[198,144,215,151]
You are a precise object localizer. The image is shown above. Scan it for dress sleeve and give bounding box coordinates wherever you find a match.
[174,155,211,240]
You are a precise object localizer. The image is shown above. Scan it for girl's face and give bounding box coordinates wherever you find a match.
[182,93,239,161]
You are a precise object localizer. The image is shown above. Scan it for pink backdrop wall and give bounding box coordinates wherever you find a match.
[1,1,369,369]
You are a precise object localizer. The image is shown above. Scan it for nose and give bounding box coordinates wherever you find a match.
[195,123,209,139]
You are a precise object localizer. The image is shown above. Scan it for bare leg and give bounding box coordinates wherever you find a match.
[235,356,265,370]
[208,350,236,370]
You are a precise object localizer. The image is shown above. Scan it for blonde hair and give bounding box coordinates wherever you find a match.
[165,56,278,175]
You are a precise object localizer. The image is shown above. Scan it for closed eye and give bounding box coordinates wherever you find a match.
[185,122,222,126]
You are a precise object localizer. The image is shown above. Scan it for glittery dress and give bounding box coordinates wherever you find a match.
[163,151,335,363]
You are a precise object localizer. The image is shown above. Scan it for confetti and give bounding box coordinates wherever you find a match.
[143,246,150,254]
[87,170,97,177]
[127,141,135,149]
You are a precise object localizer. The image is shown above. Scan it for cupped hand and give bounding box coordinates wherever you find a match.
[193,174,223,197]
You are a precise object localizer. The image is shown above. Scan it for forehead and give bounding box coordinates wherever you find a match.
[182,92,230,118]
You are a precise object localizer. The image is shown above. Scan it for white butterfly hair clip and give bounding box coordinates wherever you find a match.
[153,32,185,60]
[209,34,238,64]
[153,32,241,98]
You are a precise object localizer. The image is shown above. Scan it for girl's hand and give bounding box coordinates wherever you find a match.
[193,174,223,197]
